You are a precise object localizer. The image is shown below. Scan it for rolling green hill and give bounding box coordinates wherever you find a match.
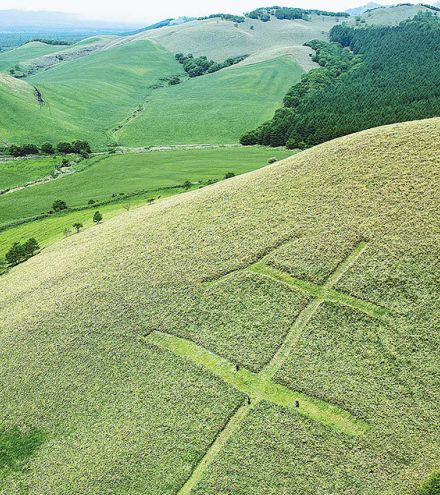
[1,4,436,149]
[0,41,67,72]
[0,118,438,494]
[117,56,303,146]
[360,3,436,25]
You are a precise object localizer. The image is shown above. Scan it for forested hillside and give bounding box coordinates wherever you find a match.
[241,12,440,148]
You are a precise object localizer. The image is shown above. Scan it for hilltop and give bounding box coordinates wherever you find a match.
[0,118,438,494]
[1,3,435,149]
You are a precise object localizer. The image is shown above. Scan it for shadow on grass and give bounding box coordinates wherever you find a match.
[0,427,47,483]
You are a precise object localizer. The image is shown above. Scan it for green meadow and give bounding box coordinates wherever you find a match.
[0,156,62,190]
[0,147,295,257]
[0,118,438,494]
[118,57,304,146]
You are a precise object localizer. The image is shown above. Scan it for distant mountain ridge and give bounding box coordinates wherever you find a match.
[345,2,383,16]
[0,9,142,31]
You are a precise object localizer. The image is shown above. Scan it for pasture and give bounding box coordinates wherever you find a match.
[118,57,303,146]
[0,118,438,494]
[0,147,295,257]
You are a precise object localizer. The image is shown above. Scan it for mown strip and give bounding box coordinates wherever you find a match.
[147,331,368,437]
[249,262,391,320]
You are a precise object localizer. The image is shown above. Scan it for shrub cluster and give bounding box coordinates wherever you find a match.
[6,238,39,266]
[198,13,245,23]
[8,140,91,157]
[175,53,248,77]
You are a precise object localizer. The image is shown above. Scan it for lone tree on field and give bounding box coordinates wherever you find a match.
[23,238,39,257]
[93,211,103,224]
[52,199,68,212]
[224,172,235,179]
[183,180,192,190]
[73,222,83,233]
[6,242,25,266]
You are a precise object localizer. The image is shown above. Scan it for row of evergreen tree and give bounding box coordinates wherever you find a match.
[241,12,440,148]
[246,6,348,22]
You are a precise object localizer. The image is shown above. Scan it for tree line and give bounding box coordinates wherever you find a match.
[246,6,349,22]
[241,12,440,148]
[8,140,91,157]
[175,53,248,78]
[198,13,245,23]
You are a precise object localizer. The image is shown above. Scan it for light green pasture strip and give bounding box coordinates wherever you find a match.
[249,262,390,320]
[147,331,368,436]
[261,241,369,379]
[177,402,257,495]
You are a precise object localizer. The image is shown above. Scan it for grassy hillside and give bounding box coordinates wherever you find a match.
[0,147,295,254]
[134,16,337,68]
[360,3,435,25]
[118,56,303,146]
[0,41,66,72]
[0,40,180,147]
[0,118,438,494]
[0,155,62,190]
[1,5,437,149]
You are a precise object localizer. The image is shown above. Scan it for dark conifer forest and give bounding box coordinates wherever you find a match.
[241,12,440,148]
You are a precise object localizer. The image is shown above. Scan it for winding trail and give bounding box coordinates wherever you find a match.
[145,241,378,494]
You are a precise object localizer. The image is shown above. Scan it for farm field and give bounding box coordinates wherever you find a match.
[117,56,303,146]
[0,147,295,257]
[0,155,62,190]
[0,118,438,494]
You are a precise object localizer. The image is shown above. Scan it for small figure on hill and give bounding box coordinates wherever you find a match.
[295,400,300,408]
[235,362,240,372]
[247,396,251,405]
[93,211,103,224]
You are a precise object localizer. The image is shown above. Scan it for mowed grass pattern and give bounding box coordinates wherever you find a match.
[0,119,438,494]
[117,57,304,146]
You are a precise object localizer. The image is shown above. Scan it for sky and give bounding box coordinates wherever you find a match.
[0,0,401,24]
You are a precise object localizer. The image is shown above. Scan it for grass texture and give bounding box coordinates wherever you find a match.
[0,147,295,257]
[117,56,304,147]
[0,119,438,494]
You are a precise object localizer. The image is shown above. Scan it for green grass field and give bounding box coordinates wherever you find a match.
[0,40,181,147]
[0,147,295,257]
[0,118,438,494]
[0,156,64,191]
[0,41,66,72]
[118,57,304,146]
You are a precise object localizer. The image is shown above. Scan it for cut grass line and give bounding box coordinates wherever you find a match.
[249,262,390,320]
[146,331,368,436]
[177,401,258,495]
[261,241,370,378]
[202,233,298,286]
